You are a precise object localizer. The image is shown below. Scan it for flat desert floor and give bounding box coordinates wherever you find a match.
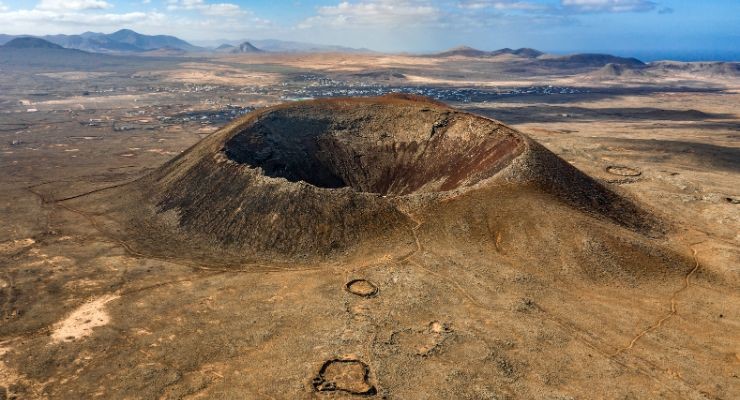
[0,53,738,399]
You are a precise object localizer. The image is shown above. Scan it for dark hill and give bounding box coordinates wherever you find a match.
[431,46,544,58]
[215,43,236,53]
[584,63,648,80]
[43,33,146,52]
[0,29,202,53]
[490,47,544,58]
[0,45,103,68]
[510,47,544,58]
[2,37,63,49]
[92,95,657,265]
[105,29,200,51]
[231,41,264,53]
[0,42,172,70]
[648,61,740,77]
[434,46,489,57]
[543,53,645,68]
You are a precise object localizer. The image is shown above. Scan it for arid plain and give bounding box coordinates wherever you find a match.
[1,49,738,399]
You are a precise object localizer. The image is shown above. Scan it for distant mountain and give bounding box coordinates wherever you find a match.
[581,61,739,81]
[214,43,235,54]
[0,34,23,45]
[2,37,64,49]
[541,53,645,68]
[494,47,544,58]
[42,32,142,52]
[430,46,543,58]
[0,36,180,70]
[105,29,200,51]
[426,46,648,71]
[596,63,636,76]
[648,61,740,77]
[433,46,489,57]
[0,29,202,53]
[0,39,111,69]
[201,38,371,53]
[231,41,263,54]
[584,63,647,80]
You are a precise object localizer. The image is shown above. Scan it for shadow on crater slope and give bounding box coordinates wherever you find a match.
[221,104,522,195]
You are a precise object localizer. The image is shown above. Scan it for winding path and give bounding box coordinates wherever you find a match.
[611,246,702,356]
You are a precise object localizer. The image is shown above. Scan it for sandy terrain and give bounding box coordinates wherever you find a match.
[50,294,119,343]
[138,62,283,86]
[0,52,737,399]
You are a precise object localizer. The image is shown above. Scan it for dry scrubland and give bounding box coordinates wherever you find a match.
[0,51,738,399]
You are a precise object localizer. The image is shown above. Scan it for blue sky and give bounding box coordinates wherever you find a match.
[0,1,737,59]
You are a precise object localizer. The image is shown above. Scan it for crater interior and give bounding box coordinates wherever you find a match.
[223,101,523,195]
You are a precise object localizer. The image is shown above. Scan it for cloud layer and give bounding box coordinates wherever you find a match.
[298,0,443,29]
[166,0,246,17]
[561,0,656,13]
[296,0,662,32]
[0,0,686,51]
[37,0,113,11]
[0,0,269,38]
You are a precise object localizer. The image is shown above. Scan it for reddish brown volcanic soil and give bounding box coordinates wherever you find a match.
[221,98,522,194]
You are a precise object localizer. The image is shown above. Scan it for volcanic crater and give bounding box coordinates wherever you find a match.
[221,98,523,195]
[90,94,658,264]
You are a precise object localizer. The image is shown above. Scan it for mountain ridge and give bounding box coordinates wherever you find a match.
[2,37,64,49]
[207,38,373,53]
[431,46,544,58]
[0,29,201,53]
[0,30,735,63]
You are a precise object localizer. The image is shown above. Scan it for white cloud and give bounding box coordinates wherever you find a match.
[37,0,113,11]
[298,0,443,29]
[0,1,272,40]
[458,0,657,14]
[166,0,247,17]
[201,3,242,16]
[0,7,169,36]
[560,0,656,13]
[0,2,7,12]
[0,8,164,26]
[458,1,548,11]
[295,0,580,41]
